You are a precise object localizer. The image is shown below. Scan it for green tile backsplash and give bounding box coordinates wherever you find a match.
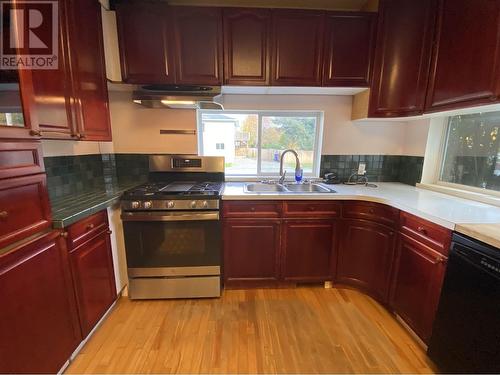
[320,155,424,186]
[45,153,424,202]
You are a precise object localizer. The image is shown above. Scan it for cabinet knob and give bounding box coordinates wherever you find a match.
[0,210,8,219]
[417,226,427,234]
[106,229,113,235]
[369,208,375,214]
[309,206,316,211]
[60,231,68,238]
[435,256,446,264]
[250,207,256,212]
[29,130,42,137]
[87,223,95,230]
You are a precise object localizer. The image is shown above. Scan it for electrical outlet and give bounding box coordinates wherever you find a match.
[357,162,366,175]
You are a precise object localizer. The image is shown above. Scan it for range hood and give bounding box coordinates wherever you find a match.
[132,85,223,110]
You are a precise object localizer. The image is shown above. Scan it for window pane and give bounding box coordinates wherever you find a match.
[200,112,258,175]
[440,111,500,191]
[261,116,317,175]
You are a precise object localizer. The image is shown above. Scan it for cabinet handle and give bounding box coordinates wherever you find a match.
[309,206,316,211]
[29,130,42,137]
[106,229,113,235]
[489,95,498,101]
[250,207,256,212]
[77,133,87,140]
[417,226,427,234]
[369,208,375,214]
[0,210,8,219]
[435,256,446,264]
[60,231,68,238]
[86,223,95,230]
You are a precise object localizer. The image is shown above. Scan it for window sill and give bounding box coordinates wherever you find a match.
[417,183,500,208]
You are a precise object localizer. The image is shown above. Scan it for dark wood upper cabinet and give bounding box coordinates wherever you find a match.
[369,0,437,117]
[281,219,336,281]
[0,231,82,373]
[172,6,223,85]
[336,219,396,303]
[223,8,271,85]
[322,12,376,87]
[271,10,325,86]
[390,233,447,343]
[116,2,175,84]
[425,0,500,112]
[33,0,76,140]
[66,0,111,141]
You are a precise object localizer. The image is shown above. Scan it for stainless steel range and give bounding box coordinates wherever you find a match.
[120,155,224,299]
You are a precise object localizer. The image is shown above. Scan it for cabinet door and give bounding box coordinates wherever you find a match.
[34,0,76,140]
[0,174,52,249]
[66,0,111,141]
[0,231,81,373]
[369,0,436,117]
[69,230,116,337]
[116,2,175,84]
[390,233,447,343]
[281,219,336,281]
[223,219,280,286]
[223,8,271,85]
[336,219,396,303]
[425,0,500,112]
[271,10,325,86]
[322,12,376,87]
[172,6,223,85]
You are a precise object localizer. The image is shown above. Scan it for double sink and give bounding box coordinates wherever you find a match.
[244,182,336,194]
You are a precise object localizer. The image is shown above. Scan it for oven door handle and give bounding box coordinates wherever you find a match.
[121,211,220,222]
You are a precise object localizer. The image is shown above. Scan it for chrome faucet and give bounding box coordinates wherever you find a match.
[279,149,301,184]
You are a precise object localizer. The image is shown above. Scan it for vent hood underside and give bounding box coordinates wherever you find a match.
[132,85,223,109]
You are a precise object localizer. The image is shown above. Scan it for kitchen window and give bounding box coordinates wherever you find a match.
[439,111,500,192]
[197,110,323,177]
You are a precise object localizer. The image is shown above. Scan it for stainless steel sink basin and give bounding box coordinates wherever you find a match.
[244,183,287,193]
[284,183,335,193]
[244,182,335,193]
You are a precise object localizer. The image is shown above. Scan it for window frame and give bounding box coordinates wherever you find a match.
[197,109,324,179]
[420,114,500,207]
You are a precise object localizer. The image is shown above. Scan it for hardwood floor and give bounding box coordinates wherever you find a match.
[66,287,436,374]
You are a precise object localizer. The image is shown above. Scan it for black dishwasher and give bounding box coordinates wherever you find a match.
[428,233,500,373]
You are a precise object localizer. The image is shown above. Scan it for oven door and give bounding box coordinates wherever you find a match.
[121,211,221,277]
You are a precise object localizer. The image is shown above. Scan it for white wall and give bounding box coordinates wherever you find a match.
[107,92,430,157]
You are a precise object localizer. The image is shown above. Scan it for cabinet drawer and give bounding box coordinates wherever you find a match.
[399,211,451,255]
[343,201,399,227]
[67,211,109,250]
[283,201,341,218]
[0,141,44,180]
[0,174,51,249]
[222,201,282,218]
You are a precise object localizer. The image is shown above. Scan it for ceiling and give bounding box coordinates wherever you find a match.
[144,0,378,12]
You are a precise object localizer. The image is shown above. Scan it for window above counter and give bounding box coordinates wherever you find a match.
[197,110,323,178]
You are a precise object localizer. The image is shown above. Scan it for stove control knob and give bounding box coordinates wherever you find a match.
[131,201,140,209]
[190,201,197,209]
[202,200,209,209]
[167,201,175,209]
[143,201,153,209]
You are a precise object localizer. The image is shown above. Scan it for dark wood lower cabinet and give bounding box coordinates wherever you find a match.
[389,233,447,343]
[69,229,117,337]
[281,219,336,281]
[0,231,82,373]
[223,219,281,286]
[336,219,396,303]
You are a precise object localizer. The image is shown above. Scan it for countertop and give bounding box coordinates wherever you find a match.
[50,183,137,228]
[454,223,500,249]
[222,182,500,232]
